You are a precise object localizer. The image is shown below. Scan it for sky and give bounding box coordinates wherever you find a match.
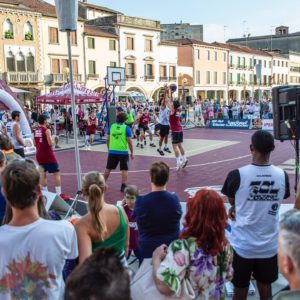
[46,0,300,42]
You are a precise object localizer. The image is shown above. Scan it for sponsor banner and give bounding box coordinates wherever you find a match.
[209,119,251,130]
[24,137,36,155]
[262,119,274,131]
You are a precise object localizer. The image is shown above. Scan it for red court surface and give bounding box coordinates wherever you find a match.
[42,128,297,204]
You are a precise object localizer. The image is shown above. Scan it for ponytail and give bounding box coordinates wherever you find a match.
[88,184,106,240]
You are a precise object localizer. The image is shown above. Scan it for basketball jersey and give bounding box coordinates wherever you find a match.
[139,113,150,126]
[169,109,182,132]
[34,126,57,164]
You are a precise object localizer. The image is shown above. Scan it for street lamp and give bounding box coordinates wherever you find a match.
[55,0,81,191]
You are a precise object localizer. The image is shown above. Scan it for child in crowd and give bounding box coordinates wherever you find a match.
[122,185,141,264]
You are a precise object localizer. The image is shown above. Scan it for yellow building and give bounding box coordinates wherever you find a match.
[0,3,43,105]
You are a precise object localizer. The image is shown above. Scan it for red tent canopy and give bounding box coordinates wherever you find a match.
[36,83,104,105]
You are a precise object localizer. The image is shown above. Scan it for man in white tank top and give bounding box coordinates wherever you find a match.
[222,130,290,300]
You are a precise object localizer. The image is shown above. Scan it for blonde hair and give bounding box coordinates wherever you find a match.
[82,172,106,240]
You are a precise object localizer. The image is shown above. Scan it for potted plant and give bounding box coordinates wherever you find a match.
[25,31,33,41]
[4,30,14,39]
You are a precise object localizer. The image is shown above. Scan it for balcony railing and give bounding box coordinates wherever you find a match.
[169,76,177,82]
[229,64,235,68]
[144,75,154,81]
[52,73,82,83]
[87,74,99,79]
[126,75,137,81]
[159,76,168,82]
[5,72,39,83]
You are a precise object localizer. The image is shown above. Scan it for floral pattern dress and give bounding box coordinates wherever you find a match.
[157,238,233,300]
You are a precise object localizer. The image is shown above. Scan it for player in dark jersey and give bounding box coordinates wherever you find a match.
[33,114,62,195]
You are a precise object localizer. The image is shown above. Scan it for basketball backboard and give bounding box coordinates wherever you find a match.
[107,67,126,86]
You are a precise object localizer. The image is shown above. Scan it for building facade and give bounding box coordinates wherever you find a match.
[161,23,203,41]
[86,14,178,99]
[0,4,43,105]
[176,39,228,101]
[227,26,300,54]
[287,52,300,85]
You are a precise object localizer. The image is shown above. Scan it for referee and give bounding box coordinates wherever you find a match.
[104,112,134,192]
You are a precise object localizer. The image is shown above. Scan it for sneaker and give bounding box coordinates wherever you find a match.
[150,143,156,148]
[120,184,127,192]
[88,145,91,151]
[55,145,61,149]
[157,149,164,156]
[164,147,171,153]
[181,159,189,169]
[136,143,140,147]
[60,193,70,201]
[140,144,144,149]
[176,163,182,171]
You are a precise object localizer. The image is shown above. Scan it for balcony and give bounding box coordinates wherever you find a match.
[144,75,154,81]
[169,76,177,82]
[87,74,99,79]
[126,75,137,81]
[4,72,40,83]
[159,76,168,82]
[52,73,82,83]
[229,64,235,68]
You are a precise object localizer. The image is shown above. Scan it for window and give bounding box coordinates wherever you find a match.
[4,18,14,39]
[127,63,135,76]
[223,52,226,62]
[250,58,253,67]
[273,60,276,66]
[214,72,217,84]
[110,61,117,67]
[49,27,59,44]
[214,51,217,61]
[26,53,35,72]
[286,62,288,67]
[160,65,167,77]
[61,59,68,73]
[126,37,134,50]
[237,73,241,84]
[242,57,246,66]
[259,60,262,65]
[277,60,280,66]
[51,58,60,73]
[229,55,233,65]
[6,52,15,72]
[254,59,257,65]
[285,74,288,83]
[24,21,33,40]
[88,60,96,75]
[145,64,153,76]
[169,66,176,78]
[16,52,25,72]
[250,74,253,83]
[197,49,200,59]
[196,71,200,84]
[229,73,233,83]
[72,60,78,74]
[109,39,116,51]
[145,39,152,52]
[207,50,210,60]
[223,72,226,84]
[70,32,77,45]
[237,57,241,66]
[269,61,272,68]
[206,71,210,84]
[87,37,95,49]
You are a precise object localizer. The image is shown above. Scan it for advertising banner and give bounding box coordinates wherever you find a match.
[262,119,274,131]
[209,119,251,130]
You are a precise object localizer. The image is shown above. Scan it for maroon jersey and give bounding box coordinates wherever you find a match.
[34,126,57,164]
[86,116,97,134]
[123,205,139,250]
[139,113,150,126]
[169,108,182,131]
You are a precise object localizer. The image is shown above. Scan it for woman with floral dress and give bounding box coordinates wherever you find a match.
[152,189,233,300]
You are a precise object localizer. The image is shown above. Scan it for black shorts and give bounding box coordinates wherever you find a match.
[135,129,140,136]
[154,123,161,132]
[40,162,60,174]
[138,124,149,132]
[171,131,183,144]
[159,125,170,138]
[232,250,278,288]
[106,153,129,171]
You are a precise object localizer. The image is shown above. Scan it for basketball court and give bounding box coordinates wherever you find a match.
[46,128,297,204]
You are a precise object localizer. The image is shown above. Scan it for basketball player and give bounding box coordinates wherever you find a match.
[85,109,98,150]
[136,108,156,149]
[166,90,188,170]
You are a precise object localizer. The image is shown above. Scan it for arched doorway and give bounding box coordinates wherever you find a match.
[241,89,251,100]
[126,86,146,96]
[228,90,238,100]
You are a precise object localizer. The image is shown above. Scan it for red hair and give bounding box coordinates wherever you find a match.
[180,189,227,256]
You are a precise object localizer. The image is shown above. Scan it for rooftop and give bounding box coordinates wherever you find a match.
[84,24,118,38]
[169,38,227,50]
[78,1,122,15]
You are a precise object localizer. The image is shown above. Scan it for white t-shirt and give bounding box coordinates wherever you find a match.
[222,164,290,259]
[0,219,78,300]
[159,107,170,126]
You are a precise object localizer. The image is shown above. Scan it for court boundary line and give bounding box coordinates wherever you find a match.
[60,154,251,176]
